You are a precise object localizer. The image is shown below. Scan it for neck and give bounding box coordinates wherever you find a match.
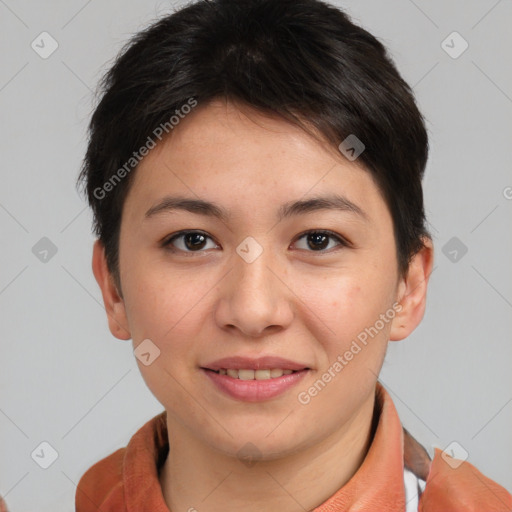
[159,391,377,512]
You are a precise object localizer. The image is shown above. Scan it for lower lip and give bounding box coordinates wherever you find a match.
[201,368,309,402]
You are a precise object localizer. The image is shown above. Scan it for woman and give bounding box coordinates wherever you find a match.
[69,0,512,510]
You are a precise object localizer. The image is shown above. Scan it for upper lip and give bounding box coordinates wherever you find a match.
[201,356,310,371]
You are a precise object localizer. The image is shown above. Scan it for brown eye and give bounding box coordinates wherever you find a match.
[306,232,329,250]
[163,231,218,252]
[293,230,349,252]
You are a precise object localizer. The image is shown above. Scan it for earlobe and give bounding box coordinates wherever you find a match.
[389,238,434,342]
[91,240,131,340]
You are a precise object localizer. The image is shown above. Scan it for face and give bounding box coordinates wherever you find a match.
[94,99,430,460]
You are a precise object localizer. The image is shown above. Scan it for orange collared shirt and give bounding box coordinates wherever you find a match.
[74,383,512,512]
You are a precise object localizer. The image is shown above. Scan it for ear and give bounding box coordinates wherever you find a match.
[389,238,434,341]
[92,239,131,340]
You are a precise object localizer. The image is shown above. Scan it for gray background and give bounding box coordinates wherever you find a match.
[1,0,511,510]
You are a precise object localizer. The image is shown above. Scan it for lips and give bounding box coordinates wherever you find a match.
[200,356,311,401]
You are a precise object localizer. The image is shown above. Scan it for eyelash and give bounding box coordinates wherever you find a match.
[161,229,351,255]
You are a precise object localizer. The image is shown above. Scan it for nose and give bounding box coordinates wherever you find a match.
[214,243,294,338]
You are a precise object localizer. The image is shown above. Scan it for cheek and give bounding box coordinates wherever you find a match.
[122,265,202,341]
[296,272,397,398]
[124,272,209,409]
[306,275,393,345]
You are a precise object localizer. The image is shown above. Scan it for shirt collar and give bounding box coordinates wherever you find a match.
[122,381,407,512]
[312,382,407,511]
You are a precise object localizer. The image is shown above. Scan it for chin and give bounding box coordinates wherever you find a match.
[204,421,315,461]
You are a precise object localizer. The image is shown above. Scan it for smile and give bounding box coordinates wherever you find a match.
[211,368,298,380]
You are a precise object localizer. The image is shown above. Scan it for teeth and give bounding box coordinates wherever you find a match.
[215,368,299,379]
[255,369,271,380]
[238,369,255,380]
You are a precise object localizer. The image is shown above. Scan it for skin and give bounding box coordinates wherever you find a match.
[93,98,433,512]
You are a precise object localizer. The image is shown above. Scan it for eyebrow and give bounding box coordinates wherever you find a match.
[144,193,368,222]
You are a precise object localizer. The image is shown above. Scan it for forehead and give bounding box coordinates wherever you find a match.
[122,99,388,225]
